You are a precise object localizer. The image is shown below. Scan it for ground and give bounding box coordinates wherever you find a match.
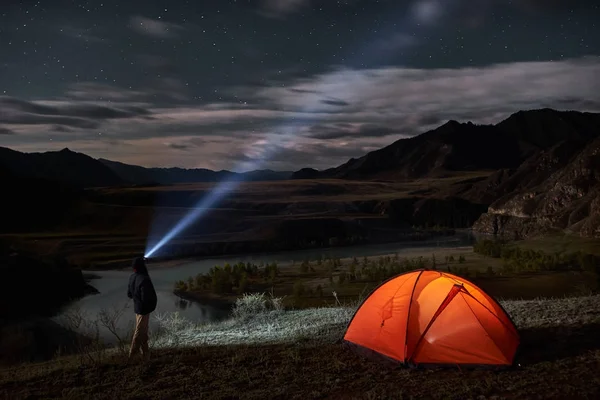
[0,174,489,269]
[2,294,600,399]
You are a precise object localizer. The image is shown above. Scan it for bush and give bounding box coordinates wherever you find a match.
[316,284,323,297]
[231,293,285,319]
[300,260,310,274]
[293,281,305,297]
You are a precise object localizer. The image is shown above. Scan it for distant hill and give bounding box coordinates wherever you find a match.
[294,109,600,180]
[0,162,86,232]
[290,168,320,180]
[98,158,292,184]
[0,147,123,188]
[3,108,600,240]
[0,147,292,188]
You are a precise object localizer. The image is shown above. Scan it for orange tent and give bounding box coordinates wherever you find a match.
[343,269,519,367]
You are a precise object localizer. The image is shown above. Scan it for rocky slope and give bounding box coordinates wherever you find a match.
[289,108,600,239]
[473,136,600,238]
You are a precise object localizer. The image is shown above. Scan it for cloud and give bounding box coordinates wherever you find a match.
[6,56,600,171]
[320,99,351,107]
[66,78,187,104]
[0,126,15,135]
[411,0,445,25]
[258,0,310,18]
[307,123,400,140]
[375,33,419,51]
[129,16,184,38]
[0,96,151,129]
[52,125,73,133]
[166,142,191,151]
[66,82,150,103]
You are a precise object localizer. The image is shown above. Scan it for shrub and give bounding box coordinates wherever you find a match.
[316,284,323,297]
[293,281,305,297]
[300,260,310,274]
[238,272,248,294]
[231,293,285,319]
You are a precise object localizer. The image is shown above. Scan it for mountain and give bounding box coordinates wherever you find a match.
[0,147,123,188]
[0,147,292,189]
[473,135,600,238]
[0,162,86,233]
[296,109,600,180]
[98,158,292,184]
[290,168,320,180]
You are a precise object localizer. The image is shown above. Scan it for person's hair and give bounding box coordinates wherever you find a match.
[132,256,148,274]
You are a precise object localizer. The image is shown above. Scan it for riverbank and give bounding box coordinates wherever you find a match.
[1,225,461,271]
[2,294,600,399]
[173,245,478,309]
[174,235,600,310]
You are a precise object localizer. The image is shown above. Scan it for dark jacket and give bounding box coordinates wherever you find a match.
[127,261,157,315]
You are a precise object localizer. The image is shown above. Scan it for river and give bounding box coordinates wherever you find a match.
[54,233,475,343]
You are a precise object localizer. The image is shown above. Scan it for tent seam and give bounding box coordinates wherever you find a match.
[403,269,426,362]
[407,283,462,363]
[460,292,509,364]
[463,291,520,341]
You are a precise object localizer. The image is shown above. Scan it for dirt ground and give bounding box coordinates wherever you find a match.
[1,320,600,400]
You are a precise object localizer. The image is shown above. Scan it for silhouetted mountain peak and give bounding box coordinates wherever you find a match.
[0,146,123,188]
[304,109,600,180]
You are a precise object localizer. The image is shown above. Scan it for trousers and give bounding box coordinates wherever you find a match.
[129,313,150,358]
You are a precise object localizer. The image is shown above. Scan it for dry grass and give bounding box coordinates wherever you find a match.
[517,233,600,256]
[2,294,600,399]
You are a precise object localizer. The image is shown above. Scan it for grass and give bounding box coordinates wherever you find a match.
[2,293,600,399]
[175,242,600,310]
[516,233,600,256]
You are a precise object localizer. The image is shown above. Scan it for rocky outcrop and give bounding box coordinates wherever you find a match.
[473,136,600,238]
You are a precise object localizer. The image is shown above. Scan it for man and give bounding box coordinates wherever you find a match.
[127,256,157,360]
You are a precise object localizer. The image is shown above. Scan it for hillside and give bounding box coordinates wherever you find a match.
[3,108,600,246]
[2,294,600,399]
[473,135,600,238]
[98,158,292,184]
[0,163,87,233]
[288,109,600,238]
[0,147,123,188]
[296,109,600,180]
[0,147,291,190]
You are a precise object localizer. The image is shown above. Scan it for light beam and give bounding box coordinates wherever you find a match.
[145,1,450,258]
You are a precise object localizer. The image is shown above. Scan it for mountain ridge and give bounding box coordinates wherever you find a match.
[0,147,293,188]
[293,108,600,180]
[2,107,600,239]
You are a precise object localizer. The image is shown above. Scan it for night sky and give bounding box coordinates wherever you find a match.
[1,0,599,171]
